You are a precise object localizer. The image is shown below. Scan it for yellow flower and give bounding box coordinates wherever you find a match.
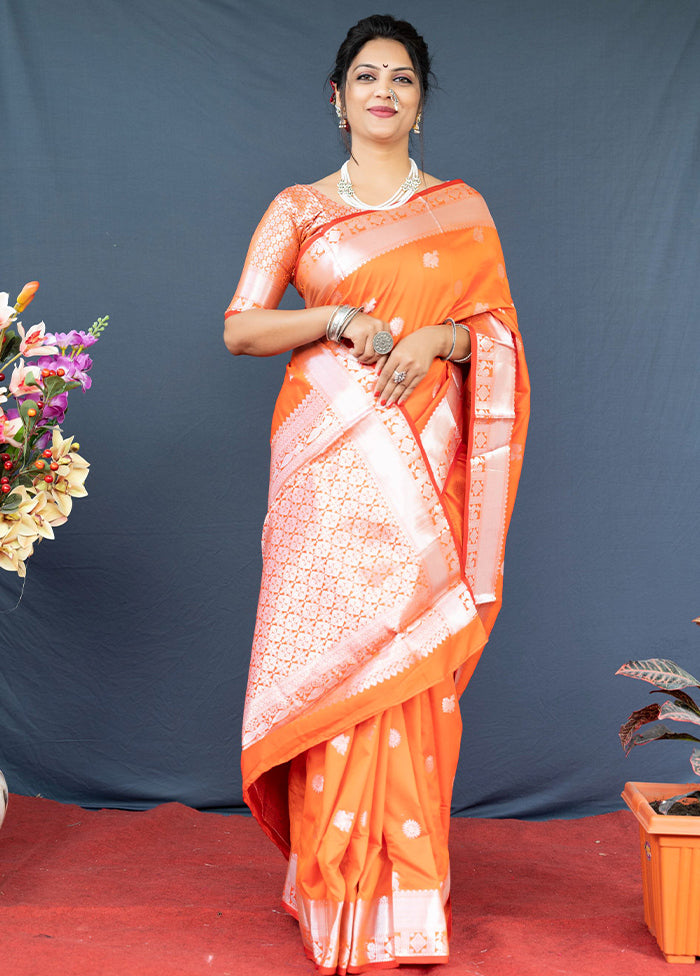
[21,490,57,539]
[35,430,89,520]
[0,488,43,577]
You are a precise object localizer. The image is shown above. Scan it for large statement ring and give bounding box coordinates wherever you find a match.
[372,331,394,355]
[393,369,408,385]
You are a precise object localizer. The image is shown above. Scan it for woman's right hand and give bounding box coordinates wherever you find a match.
[341,313,393,364]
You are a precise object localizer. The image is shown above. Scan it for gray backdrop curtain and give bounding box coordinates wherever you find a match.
[1,0,698,818]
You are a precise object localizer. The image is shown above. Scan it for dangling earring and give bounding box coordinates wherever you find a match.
[331,82,349,131]
[412,113,422,134]
[335,103,349,131]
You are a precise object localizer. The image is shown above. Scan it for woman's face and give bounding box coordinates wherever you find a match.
[339,38,421,144]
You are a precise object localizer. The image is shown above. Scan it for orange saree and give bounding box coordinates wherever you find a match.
[226,181,530,973]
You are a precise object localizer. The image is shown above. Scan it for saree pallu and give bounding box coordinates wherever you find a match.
[237,182,529,973]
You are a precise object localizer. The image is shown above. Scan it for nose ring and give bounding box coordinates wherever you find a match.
[389,89,399,110]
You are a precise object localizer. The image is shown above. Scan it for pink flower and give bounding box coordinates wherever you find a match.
[17,321,59,358]
[9,359,43,398]
[0,408,22,447]
[0,293,15,332]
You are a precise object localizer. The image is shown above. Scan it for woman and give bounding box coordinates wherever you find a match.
[224,14,529,974]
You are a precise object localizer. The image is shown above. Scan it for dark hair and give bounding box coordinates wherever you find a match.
[329,14,434,106]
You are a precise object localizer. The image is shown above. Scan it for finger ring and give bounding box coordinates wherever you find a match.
[393,369,408,384]
[372,331,394,355]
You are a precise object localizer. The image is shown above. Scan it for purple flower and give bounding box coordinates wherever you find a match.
[71,331,98,348]
[45,330,98,349]
[45,331,77,347]
[70,352,93,390]
[35,431,52,451]
[37,352,93,390]
[38,353,73,375]
[42,392,68,423]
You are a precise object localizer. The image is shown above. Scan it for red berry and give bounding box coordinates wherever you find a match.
[43,475,53,483]
[42,449,52,458]
[0,454,9,461]
[57,368,65,377]
[3,461,12,470]
[0,372,5,381]
[1,484,11,494]
[41,369,51,378]
[50,462,59,471]
[34,459,45,469]
[0,477,8,484]
[49,370,56,376]
[27,408,37,417]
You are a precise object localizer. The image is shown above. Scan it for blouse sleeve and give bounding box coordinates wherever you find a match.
[225,189,301,317]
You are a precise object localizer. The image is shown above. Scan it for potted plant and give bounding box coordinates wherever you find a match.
[618,622,700,964]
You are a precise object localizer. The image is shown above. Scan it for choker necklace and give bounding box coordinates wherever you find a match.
[337,158,421,211]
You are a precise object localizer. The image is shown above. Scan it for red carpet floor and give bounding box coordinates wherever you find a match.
[0,794,684,976]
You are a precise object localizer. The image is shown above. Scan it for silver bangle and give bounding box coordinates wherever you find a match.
[440,317,457,360]
[338,305,362,338]
[326,305,361,342]
[326,305,342,341]
[451,322,472,363]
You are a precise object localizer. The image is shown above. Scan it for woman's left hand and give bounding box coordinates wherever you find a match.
[374,326,447,406]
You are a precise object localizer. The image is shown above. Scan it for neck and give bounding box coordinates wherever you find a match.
[345,139,414,204]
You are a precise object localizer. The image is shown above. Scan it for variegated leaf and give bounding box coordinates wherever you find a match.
[650,688,700,715]
[628,723,700,751]
[619,704,661,754]
[658,701,700,727]
[690,748,700,777]
[616,659,700,690]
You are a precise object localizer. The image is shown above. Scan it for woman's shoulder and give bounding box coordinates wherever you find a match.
[268,181,348,214]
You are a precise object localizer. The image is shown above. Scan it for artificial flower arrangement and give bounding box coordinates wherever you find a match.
[0,281,107,577]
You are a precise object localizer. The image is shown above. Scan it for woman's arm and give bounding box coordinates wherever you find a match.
[224,307,396,359]
[223,306,334,357]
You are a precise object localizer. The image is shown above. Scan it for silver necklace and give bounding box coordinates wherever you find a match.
[337,158,421,211]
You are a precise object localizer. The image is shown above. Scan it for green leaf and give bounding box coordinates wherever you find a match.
[0,491,24,513]
[19,399,39,422]
[42,377,66,399]
[619,704,662,754]
[658,701,700,727]
[616,659,700,690]
[1,333,21,361]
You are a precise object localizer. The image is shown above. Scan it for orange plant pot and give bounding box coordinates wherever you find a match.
[622,782,700,964]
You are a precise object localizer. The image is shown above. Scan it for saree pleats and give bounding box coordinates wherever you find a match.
[230,182,530,973]
[283,674,461,973]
